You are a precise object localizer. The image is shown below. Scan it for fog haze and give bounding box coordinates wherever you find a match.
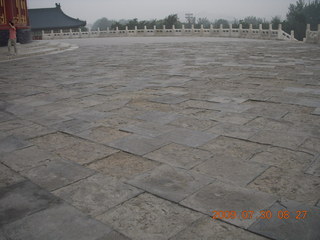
[28,0,298,24]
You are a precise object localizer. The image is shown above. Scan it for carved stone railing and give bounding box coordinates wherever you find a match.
[305,24,320,44]
[41,23,297,42]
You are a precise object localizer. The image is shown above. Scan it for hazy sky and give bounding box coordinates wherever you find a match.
[28,0,298,24]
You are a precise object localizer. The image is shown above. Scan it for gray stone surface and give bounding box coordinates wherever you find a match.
[53,174,142,216]
[134,111,180,124]
[170,216,269,240]
[194,155,268,186]
[1,204,113,240]
[121,122,177,137]
[0,181,60,226]
[305,155,320,177]
[96,193,202,240]
[181,181,277,228]
[88,151,160,181]
[0,135,31,153]
[207,122,259,139]
[128,165,214,202]
[145,143,212,169]
[249,199,320,240]
[0,163,25,188]
[20,159,95,191]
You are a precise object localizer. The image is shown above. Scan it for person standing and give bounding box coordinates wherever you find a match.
[8,21,18,55]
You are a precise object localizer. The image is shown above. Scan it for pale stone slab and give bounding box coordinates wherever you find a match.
[0,181,60,226]
[88,151,160,181]
[180,181,277,228]
[0,163,25,188]
[248,167,320,205]
[250,147,314,171]
[128,165,214,202]
[69,109,113,122]
[208,96,248,104]
[50,118,95,134]
[160,128,218,147]
[245,116,293,131]
[145,143,212,169]
[0,119,33,131]
[305,155,320,177]
[194,155,268,186]
[53,173,142,216]
[170,216,268,240]
[150,95,187,104]
[209,112,255,125]
[200,136,266,160]
[121,122,177,137]
[312,108,320,115]
[0,145,58,172]
[249,199,320,240]
[1,204,113,240]
[6,123,55,139]
[78,126,131,144]
[96,193,202,240]
[134,111,180,124]
[298,137,320,154]
[108,134,168,155]
[20,159,95,191]
[207,122,259,139]
[168,116,217,131]
[249,130,306,149]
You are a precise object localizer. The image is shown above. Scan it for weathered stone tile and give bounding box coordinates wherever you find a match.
[248,167,320,205]
[145,143,212,169]
[194,155,268,186]
[30,132,83,151]
[0,146,57,172]
[108,134,168,155]
[0,163,25,188]
[0,119,33,131]
[160,128,218,147]
[209,112,255,125]
[128,165,213,202]
[249,130,306,149]
[305,155,320,177]
[6,123,55,139]
[298,137,320,154]
[0,111,16,123]
[96,193,202,240]
[50,118,95,134]
[283,113,320,126]
[121,122,177,137]
[55,140,119,165]
[134,111,180,124]
[53,173,142,216]
[20,159,95,191]
[88,151,160,180]
[97,231,131,240]
[170,216,268,240]
[180,181,277,228]
[250,146,314,171]
[1,204,113,240]
[78,126,131,144]
[245,116,294,131]
[243,104,288,119]
[0,135,31,153]
[200,136,266,160]
[249,199,320,240]
[69,109,114,122]
[168,116,216,131]
[206,122,259,139]
[150,95,187,104]
[128,100,173,112]
[0,181,60,226]
[312,108,320,115]
[208,96,248,104]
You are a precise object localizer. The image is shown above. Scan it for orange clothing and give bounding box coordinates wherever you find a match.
[9,26,16,39]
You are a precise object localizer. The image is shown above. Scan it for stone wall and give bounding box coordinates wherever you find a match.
[41,23,297,42]
[305,24,320,44]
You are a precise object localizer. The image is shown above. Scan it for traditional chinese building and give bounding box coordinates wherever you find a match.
[28,3,86,39]
[0,0,31,46]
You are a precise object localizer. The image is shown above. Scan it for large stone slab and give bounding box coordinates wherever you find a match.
[170,216,268,240]
[160,128,218,147]
[88,151,160,181]
[53,173,142,216]
[50,118,95,134]
[128,165,213,202]
[77,126,131,144]
[194,155,268,186]
[168,116,217,131]
[207,122,259,139]
[248,166,320,205]
[108,134,168,155]
[298,137,320,154]
[20,159,95,191]
[121,122,177,137]
[305,155,320,177]
[0,135,31,153]
[0,145,57,172]
[180,181,277,228]
[145,143,212,169]
[6,123,55,139]
[1,203,113,240]
[0,181,60,226]
[249,199,320,240]
[200,136,266,160]
[96,193,202,240]
[134,111,180,124]
[0,163,25,188]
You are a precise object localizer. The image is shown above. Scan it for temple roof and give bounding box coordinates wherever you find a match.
[28,3,86,30]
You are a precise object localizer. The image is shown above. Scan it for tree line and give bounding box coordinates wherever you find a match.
[91,0,320,41]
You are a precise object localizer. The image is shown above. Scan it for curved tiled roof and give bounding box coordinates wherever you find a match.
[28,3,86,30]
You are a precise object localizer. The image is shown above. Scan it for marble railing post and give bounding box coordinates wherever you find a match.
[79,28,82,38]
[219,24,223,36]
[229,23,232,37]
[134,26,137,35]
[291,30,295,40]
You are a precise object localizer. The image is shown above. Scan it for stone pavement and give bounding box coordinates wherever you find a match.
[0,37,320,240]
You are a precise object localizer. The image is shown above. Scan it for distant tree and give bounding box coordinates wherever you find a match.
[213,19,229,28]
[196,17,211,28]
[92,18,115,30]
[163,14,181,28]
[239,16,269,29]
[271,16,282,29]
